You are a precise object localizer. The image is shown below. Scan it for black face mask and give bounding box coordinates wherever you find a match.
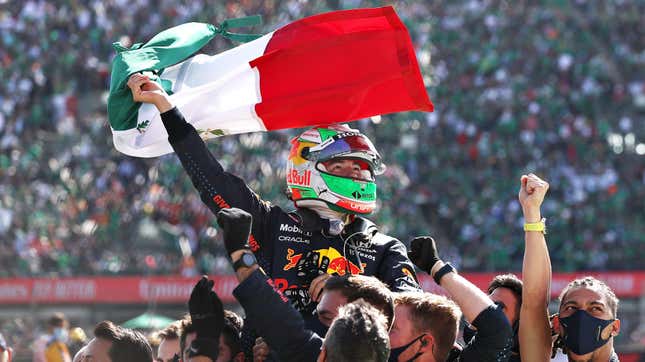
[388,334,425,362]
[559,309,616,355]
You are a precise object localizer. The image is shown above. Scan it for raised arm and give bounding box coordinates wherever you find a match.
[217,208,323,362]
[518,174,552,362]
[127,73,174,113]
[127,74,273,253]
[409,237,513,361]
[409,236,492,322]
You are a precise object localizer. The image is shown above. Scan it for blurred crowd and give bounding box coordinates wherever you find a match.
[0,0,643,278]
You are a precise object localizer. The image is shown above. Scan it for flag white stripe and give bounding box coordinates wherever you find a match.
[112,32,273,157]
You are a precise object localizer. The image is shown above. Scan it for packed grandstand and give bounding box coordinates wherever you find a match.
[0,0,643,360]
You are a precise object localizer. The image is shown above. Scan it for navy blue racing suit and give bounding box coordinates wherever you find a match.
[160,107,420,333]
[233,269,323,362]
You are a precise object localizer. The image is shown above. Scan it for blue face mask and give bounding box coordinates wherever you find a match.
[52,327,68,343]
[388,334,425,362]
[559,309,615,355]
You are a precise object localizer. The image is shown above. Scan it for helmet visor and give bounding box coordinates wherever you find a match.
[318,158,375,182]
[306,134,385,175]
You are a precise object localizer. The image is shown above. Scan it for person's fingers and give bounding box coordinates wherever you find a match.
[527,178,546,193]
[410,237,423,255]
[127,74,147,89]
[319,256,330,273]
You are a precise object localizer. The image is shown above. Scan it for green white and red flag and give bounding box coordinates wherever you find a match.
[108,6,433,157]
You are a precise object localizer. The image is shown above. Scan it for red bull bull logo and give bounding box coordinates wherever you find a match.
[283,248,304,271]
[283,247,364,275]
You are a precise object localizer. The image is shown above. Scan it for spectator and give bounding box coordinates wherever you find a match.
[75,321,153,362]
[67,328,87,360]
[32,313,71,362]
[0,332,11,362]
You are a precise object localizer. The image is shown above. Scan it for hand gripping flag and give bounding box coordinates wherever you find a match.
[108,6,433,157]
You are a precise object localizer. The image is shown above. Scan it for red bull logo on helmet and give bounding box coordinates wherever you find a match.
[286,169,312,186]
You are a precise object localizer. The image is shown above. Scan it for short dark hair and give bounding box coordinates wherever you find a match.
[48,313,68,328]
[222,310,243,356]
[487,274,523,306]
[395,292,461,362]
[93,321,153,362]
[559,276,619,318]
[324,300,390,362]
[324,275,394,328]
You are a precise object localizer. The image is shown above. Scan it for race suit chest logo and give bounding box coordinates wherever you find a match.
[278,223,311,244]
[287,169,312,186]
[283,247,365,275]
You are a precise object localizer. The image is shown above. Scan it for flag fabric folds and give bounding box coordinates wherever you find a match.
[108,6,433,157]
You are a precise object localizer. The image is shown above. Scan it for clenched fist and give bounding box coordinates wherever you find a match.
[518,173,549,222]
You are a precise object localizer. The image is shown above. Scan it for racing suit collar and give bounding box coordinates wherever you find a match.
[293,208,345,236]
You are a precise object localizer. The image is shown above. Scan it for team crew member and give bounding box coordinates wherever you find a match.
[517,174,621,361]
[126,74,420,333]
[552,277,621,361]
[463,274,523,361]
[188,207,392,362]
[406,236,514,361]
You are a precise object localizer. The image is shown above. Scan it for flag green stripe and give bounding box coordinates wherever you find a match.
[108,23,218,131]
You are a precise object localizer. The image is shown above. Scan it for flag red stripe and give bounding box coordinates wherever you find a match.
[250,6,433,130]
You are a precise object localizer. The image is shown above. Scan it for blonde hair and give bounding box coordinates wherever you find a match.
[395,292,461,361]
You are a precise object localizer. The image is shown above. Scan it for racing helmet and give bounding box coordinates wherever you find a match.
[286,124,385,214]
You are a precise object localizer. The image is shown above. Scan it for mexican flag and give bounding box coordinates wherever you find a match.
[108,6,433,157]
